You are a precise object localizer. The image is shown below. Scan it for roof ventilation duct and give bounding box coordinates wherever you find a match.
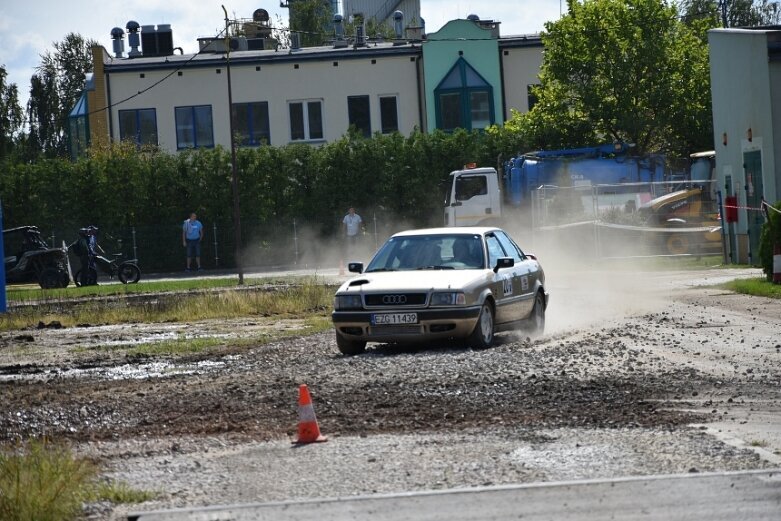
[393,11,404,45]
[126,21,142,57]
[290,32,301,52]
[110,27,125,58]
[333,14,347,48]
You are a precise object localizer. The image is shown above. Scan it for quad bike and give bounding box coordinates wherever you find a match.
[73,252,141,286]
[3,226,71,289]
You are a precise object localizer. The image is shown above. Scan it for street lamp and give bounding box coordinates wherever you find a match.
[222,5,244,285]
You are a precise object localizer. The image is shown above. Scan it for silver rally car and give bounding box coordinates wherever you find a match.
[331,227,549,355]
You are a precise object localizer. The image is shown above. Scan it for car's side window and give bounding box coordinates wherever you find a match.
[485,234,506,268]
[495,231,523,263]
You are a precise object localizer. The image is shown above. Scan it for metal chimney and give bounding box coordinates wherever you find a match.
[393,11,404,45]
[110,27,125,58]
[333,14,347,48]
[126,21,141,57]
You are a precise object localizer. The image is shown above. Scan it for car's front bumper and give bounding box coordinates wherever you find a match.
[332,306,482,343]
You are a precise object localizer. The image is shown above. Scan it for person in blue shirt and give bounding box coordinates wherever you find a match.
[182,212,204,271]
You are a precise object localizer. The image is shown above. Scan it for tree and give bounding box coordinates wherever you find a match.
[27,32,97,158]
[524,0,713,156]
[0,65,24,160]
[678,0,780,27]
[288,0,332,47]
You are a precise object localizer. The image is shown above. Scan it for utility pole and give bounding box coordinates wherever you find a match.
[223,5,244,285]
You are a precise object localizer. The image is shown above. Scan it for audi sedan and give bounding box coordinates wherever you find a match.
[331,227,549,355]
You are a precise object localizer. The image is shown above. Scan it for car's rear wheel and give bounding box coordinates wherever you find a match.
[524,291,546,338]
[468,301,494,349]
[38,267,62,289]
[336,332,366,356]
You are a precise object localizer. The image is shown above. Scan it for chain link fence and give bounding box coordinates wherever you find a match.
[529,180,725,260]
[39,209,404,275]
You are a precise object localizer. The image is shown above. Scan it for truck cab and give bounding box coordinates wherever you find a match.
[444,166,503,227]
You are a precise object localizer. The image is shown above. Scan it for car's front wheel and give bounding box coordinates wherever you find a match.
[335,332,366,356]
[468,301,494,349]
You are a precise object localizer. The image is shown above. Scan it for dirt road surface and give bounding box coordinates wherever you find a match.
[1,266,779,520]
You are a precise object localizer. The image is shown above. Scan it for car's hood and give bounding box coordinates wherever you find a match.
[336,269,490,294]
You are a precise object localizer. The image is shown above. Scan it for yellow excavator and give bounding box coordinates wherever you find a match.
[639,184,723,255]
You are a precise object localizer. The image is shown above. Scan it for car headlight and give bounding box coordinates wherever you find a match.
[334,294,363,310]
[430,292,466,306]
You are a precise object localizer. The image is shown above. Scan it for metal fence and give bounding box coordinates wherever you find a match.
[40,211,403,275]
[529,180,725,260]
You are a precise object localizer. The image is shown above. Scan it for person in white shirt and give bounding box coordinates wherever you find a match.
[342,207,363,258]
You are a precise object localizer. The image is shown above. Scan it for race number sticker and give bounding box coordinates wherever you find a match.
[503,276,513,296]
[521,275,529,291]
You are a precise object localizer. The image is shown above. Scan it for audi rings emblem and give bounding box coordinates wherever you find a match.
[382,294,407,305]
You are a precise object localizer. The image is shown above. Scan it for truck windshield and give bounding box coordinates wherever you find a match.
[455,176,488,202]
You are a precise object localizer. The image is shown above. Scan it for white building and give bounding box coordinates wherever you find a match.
[709,27,781,263]
[76,12,543,156]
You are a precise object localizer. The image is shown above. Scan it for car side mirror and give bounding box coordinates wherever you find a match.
[348,262,364,274]
[493,257,514,273]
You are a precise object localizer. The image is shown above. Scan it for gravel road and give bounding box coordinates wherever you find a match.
[0,266,779,520]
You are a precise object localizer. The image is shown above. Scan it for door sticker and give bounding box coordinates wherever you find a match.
[521,275,529,291]
[503,276,513,296]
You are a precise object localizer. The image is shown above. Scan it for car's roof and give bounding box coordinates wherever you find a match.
[392,227,500,237]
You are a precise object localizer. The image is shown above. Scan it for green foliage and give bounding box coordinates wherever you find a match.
[0,65,24,160]
[529,0,713,156]
[0,129,518,271]
[288,0,333,47]
[27,33,97,159]
[758,201,781,280]
[0,439,96,521]
[95,480,157,504]
[677,0,781,27]
[721,276,781,298]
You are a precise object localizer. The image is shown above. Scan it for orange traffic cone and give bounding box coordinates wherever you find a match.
[293,384,327,444]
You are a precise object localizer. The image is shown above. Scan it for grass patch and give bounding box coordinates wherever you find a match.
[748,439,769,448]
[0,278,336,331]
[4,275,302,303]
[720,278,781,299]
[0,439,155,520]
[95,479,157,503]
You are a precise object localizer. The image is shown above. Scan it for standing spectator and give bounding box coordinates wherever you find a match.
[74,227,94,286]
[182,212,204,271]
[342,207,363,259]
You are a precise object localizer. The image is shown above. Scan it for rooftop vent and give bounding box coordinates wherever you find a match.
[126,21,141,57]
[333,14,348,48]
[393,11,404,45]
[110,27,125,58]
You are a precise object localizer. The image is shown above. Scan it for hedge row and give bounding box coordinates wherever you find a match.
[1,128,524,271]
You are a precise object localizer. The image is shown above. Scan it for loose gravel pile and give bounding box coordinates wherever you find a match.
[0,269,779,520]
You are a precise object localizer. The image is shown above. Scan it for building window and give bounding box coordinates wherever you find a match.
[232,101,270,146]
[175,105,214,149]
[289,100,323,141]
[380,95,399,134]
[434,57,495,131]
[119,108,158,147]
[347,95,371,137]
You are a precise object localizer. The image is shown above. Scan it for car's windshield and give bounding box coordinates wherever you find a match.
[365,234,484,272]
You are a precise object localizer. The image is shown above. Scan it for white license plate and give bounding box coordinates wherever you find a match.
[372,313,418,325]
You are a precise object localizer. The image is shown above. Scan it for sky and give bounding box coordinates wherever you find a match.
[0,1,563,110]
